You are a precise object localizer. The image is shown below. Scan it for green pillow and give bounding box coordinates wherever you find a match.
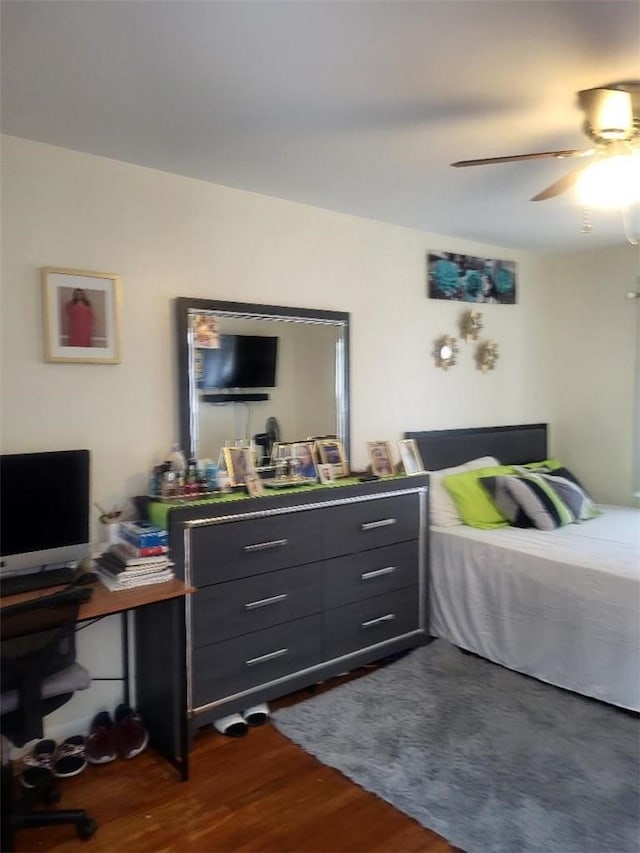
[443,465,515,529]
[522,458,563,472]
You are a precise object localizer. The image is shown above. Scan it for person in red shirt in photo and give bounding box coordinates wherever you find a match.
[66,288,94,347]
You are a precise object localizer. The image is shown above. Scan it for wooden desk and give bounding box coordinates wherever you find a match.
[1,578,194,781]
[1,577,192,618]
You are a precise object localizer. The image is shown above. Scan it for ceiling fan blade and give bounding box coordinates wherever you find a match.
[451,150,584,167]
[530,163,590,201]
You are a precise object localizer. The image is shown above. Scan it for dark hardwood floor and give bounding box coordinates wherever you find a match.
[12,670,456,852]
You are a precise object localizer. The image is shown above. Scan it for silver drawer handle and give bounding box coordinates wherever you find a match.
[243,538,288,552]
[245,593,288,610]
[361,566,396,580]
[361,518,397,531]
[361,613,396,629]
[245,648,289,667]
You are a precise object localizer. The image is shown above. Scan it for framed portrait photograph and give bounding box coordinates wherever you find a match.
[317,463,335,485]
[316,439,348,478]
[291,442,318,480]
[367,441,394,477]
[224,446,257,486]
[244,473,265,497]
[42,267,122,364]
[398,438,424,475]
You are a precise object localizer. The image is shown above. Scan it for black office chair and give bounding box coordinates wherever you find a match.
[1,586,98,850]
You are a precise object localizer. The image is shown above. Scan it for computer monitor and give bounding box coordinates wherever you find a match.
[0,449,90,576]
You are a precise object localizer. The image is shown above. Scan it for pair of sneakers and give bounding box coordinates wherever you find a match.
[21,735,86,788]
[85,704,149,764]
[214,702,270,738]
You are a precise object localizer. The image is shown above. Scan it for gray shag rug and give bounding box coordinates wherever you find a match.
[272,640,639,853]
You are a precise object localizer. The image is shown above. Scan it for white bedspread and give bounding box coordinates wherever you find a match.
[430,506,640,710]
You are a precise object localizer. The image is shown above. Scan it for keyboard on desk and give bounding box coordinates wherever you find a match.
[0,566,77,596]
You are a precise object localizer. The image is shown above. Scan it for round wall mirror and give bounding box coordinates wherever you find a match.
[433,335,459,370]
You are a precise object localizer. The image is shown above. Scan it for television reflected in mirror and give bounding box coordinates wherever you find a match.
[176,299,350,465]
[197,334,278,390]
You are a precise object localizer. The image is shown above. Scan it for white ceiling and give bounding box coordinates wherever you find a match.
[2,0,639,252]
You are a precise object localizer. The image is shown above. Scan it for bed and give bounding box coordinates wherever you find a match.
[405,424,640,711]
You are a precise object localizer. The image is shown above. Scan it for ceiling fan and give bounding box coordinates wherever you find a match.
[451,82,640,202]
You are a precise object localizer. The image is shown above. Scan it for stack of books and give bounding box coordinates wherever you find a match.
[94,524,174,591]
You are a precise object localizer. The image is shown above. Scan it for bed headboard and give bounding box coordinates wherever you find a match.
[404,423,548,470]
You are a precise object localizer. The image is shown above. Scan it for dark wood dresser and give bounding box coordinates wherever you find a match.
[162,475,429,733]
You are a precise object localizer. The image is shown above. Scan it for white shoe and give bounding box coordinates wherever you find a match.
[213,713,248,738]
[242,702,270,727]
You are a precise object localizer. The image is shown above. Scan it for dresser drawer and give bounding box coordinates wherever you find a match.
[190,510,323,585]
[324,587,419,660]
[193,615,322,706]
[324,540,418,608]
[192,562,323,646]
[321,493,420,558]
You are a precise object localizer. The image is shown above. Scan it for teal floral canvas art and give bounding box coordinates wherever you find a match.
[428,252,517,304]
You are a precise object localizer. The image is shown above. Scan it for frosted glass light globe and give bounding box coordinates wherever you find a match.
[577,153,640,209]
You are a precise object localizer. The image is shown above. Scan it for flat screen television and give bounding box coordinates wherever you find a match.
[0,449,90,576]
[197,334,278,390]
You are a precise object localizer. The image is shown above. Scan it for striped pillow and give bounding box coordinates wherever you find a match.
[541,468,600,520]
[515,464,599,521]
[477,475,531,528]
[480,473,575,530]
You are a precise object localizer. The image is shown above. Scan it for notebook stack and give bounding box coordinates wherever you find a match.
[95,522,174,591]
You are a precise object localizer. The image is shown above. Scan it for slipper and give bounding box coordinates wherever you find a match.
[53,735,87,778]
[241,702,269,727]
[213,713,248,738]
[21,738,56,788]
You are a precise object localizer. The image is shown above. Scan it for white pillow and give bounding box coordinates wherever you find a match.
[428,456,499,526]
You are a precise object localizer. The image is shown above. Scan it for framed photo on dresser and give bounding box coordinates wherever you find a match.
[316,439,348,478]
[224,447,257,487]
[398,439,424,475]
[367,441,394,477]
[244,473,265,497]
[317,463,335,484]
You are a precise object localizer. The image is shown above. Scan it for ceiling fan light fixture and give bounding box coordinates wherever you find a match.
[581,88,635,141]
[577,152,640,209]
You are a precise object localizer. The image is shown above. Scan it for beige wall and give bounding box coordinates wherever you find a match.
[2,133,634,735]
[1,134,553,505]
[542,246,639,505]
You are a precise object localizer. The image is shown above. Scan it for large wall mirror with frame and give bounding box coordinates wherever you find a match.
[176,298,350,465]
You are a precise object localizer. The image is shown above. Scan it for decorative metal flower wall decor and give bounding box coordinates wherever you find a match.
[476,340,499,372]
[460,309,483,342]
[433,335,459,370]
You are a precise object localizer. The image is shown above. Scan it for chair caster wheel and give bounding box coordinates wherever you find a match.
[77,817,97,840]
